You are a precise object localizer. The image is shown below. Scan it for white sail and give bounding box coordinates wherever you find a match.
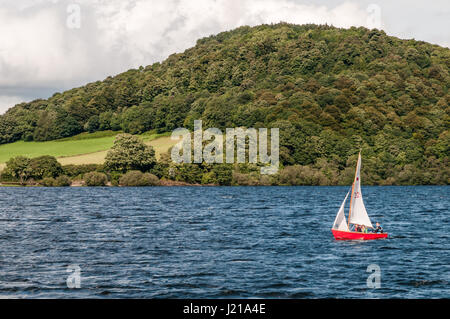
[348,153,373,228]
[332,191,350,231]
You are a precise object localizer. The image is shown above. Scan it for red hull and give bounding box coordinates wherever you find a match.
[332,229,388,240]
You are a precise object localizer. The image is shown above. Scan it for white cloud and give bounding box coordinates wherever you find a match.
[0,0,448,114]
[92,0,371,66]
[0,95,28,113]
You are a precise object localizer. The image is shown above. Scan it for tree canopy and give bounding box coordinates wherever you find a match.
[105,134,156,172]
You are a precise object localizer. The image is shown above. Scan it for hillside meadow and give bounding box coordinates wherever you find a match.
[0,131,178,170]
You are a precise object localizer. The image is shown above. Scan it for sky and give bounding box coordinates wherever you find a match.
[0,0,449,114]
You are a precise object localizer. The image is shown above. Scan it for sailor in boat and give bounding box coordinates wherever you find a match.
[353,224,372,233]
[353,223,383,234]
[374,222,383,233]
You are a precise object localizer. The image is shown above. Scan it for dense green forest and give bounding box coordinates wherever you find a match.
[0,24,449,185]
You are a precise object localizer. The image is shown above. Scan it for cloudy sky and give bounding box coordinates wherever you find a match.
[0,0,449,113]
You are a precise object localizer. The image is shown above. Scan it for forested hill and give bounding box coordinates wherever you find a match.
[0,24,449,184]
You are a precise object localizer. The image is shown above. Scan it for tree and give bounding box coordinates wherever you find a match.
[119,170,159,186]
[5,156,32,185]
[85,115,100,133]
[29,155,63,180]
[84,171,108,186]
[54,175,72,187]
[105,134,156,172]
[210,164,233,185]
[175,163,203,184]
[121,105,153,134]
[99,112,113,130]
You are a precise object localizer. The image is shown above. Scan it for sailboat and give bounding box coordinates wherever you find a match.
[331,152,388,240]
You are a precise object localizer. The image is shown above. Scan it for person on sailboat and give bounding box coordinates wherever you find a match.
[374,222,383,233]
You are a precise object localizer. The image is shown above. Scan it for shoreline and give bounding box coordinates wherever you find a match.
[0,182,447,187]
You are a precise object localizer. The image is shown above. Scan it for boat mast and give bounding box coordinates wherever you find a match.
[347,151,360,229]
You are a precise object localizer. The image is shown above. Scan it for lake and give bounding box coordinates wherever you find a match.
[0,186,448,298]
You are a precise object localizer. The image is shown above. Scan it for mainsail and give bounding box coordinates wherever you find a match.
[348,153,373,228]
[332,191,350,231]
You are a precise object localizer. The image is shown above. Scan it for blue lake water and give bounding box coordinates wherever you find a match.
[0,186,448,298]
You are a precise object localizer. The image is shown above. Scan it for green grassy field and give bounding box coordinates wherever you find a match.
[0,131,178,170]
